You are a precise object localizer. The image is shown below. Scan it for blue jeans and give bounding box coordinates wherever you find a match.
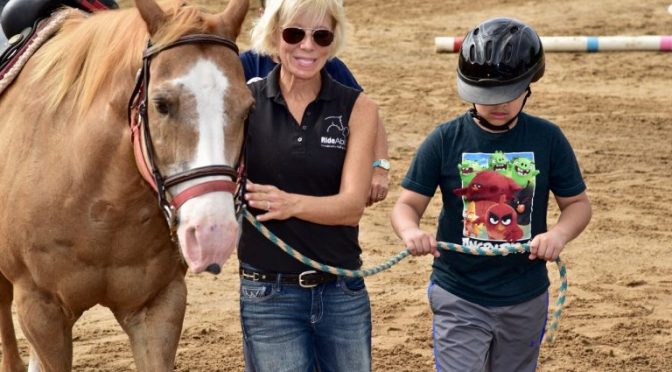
[240,267,372,372]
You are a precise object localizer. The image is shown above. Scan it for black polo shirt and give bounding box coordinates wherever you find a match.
[238,65,363,273]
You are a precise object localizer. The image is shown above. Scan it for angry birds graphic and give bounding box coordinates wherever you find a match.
[510,157,540,187]
[458,151,537,243]
[483,195,523,242]
[463,201,483,237]
[509,184,534,225]
[453,170,522,203]
[458,160,483,186]
[488,151,511,177]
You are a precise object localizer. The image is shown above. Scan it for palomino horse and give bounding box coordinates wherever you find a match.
[0,0,253,370]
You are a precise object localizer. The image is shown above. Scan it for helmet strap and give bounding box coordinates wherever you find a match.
[470,88,532,133]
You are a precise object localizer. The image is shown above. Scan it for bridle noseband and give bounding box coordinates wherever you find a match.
[128,34,243,234]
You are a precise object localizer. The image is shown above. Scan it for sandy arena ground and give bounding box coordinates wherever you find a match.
[2,0,672,370]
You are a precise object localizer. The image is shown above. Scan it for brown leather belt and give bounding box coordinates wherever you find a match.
[239,268,337,288]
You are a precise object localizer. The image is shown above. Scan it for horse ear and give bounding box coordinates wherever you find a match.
[216,0,249,39]
[135,0,167,36]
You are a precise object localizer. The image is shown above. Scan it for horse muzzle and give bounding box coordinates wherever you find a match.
[176,193,239,274]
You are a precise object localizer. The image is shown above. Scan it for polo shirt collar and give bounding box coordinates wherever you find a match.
[266,64,338,102]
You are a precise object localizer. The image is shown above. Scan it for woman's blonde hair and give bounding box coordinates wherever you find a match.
[251,0,347,59]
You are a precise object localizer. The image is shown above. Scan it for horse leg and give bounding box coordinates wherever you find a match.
[0,274,25,372]
[114,277,187,371]
[13,285,76,372]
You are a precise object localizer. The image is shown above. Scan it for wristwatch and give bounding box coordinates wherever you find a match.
[372,159,391,171]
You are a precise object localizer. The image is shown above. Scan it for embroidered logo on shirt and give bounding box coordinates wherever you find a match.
[321,115,348,150]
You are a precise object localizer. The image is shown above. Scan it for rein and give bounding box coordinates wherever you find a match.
[128,34,242,232]
[243,208,567,344]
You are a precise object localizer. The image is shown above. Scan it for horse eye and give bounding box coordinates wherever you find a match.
[153,98,171,115]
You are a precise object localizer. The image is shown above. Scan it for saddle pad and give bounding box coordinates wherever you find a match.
[0,9,70,97]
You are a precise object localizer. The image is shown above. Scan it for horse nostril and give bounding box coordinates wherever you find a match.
[206,263,221,275]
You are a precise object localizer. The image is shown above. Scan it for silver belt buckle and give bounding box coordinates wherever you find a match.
[298,270,318,288]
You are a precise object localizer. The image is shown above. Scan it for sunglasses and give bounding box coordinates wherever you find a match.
[281,27,335,47]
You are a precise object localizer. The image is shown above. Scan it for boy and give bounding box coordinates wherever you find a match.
[391,17,591,371]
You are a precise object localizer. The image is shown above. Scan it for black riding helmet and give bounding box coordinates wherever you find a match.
[457,17,544,105]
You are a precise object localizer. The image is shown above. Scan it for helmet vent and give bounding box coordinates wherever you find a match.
[510,25,519,34]
[504,44,513,62]
[469,45,476,61]
[474,27,480,35]
[485,40,493,62]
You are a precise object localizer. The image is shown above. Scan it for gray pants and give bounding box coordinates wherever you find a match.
[427,282,548,372]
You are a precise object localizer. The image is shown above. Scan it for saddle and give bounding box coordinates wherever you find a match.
[0,0,117,85]
[1,0,118,38]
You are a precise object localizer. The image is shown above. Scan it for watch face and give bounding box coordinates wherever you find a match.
[375,159,390,170]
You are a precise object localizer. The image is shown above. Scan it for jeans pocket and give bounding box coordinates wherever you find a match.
[240,280,277,303]
[339,277,367,296]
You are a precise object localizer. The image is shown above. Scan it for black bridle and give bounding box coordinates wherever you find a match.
[127,34,243,234]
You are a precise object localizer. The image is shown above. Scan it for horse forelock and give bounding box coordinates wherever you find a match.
[26,1,220,122]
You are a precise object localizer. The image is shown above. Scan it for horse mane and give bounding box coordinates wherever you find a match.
[29,1,212,120]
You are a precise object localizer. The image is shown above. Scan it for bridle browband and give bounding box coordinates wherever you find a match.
[128,34,243,233]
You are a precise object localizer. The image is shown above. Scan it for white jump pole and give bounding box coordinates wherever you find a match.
[435,35,672,53]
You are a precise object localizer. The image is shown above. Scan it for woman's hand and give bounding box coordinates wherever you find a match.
[245,181,297,222]
[367,167,389,206]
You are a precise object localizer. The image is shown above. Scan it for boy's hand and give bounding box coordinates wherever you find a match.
[529,230,568,261]
[399,227,439,257]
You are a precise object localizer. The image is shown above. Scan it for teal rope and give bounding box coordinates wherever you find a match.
[243,209,411,276]
[243,208,566,344]
[437,241,567,344]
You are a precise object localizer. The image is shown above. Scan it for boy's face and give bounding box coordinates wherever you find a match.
[473,91,528,126]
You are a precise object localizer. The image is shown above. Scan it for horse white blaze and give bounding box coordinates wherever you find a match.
[170,59,239,273]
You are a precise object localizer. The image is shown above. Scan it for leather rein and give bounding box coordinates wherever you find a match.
[127,34,243,232]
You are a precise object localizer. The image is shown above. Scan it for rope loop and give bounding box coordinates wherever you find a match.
[243,208,566,344]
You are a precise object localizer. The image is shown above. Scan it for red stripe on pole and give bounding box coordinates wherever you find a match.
[453,36,464,52]
[661,36,672,51]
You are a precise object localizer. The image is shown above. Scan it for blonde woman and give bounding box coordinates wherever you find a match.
[237,0,378,371]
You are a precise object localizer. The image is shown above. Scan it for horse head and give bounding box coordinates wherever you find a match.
[132,0,253,274]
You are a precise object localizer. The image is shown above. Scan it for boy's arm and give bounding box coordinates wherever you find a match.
[529,191,592,260]
[391,189,439,257]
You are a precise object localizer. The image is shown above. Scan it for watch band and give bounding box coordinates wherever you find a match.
[372,159,390,170]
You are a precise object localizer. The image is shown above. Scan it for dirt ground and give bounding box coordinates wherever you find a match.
[4,0,672,371]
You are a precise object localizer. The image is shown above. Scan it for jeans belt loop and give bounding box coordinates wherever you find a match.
[298,270,318,288]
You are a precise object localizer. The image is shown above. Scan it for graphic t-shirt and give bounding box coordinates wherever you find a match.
[401,112,586,306]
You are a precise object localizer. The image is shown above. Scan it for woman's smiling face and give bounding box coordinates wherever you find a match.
[277,12,334,80]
